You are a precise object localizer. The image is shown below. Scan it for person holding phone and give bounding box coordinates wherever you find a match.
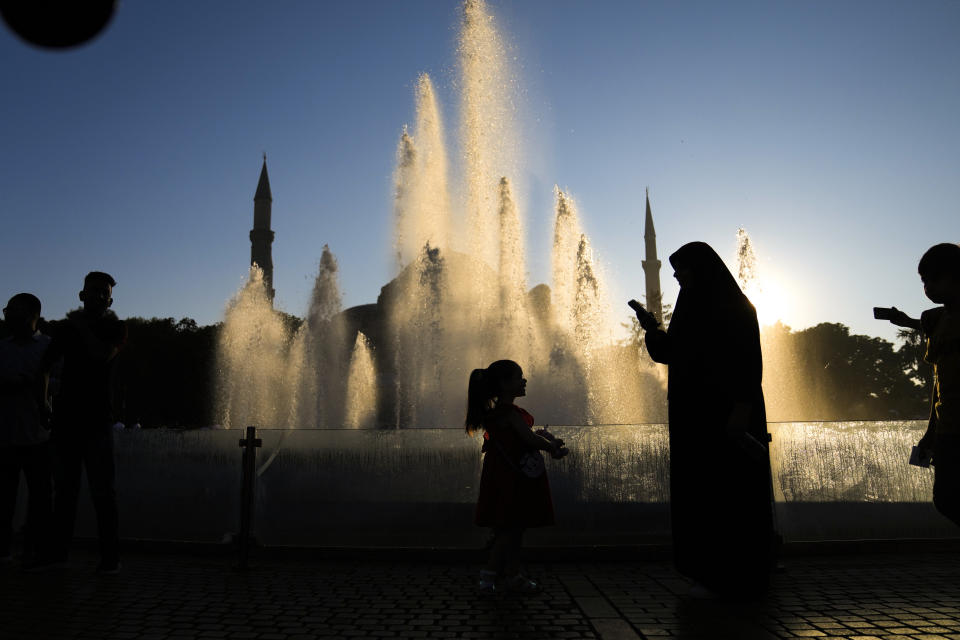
[874,306,922,332]
[912,244,960,528]
[631,241,776,599]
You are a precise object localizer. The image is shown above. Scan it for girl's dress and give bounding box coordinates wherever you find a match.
[475,405,555,528]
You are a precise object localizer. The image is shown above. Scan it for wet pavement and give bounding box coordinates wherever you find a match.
[1,544,959,639]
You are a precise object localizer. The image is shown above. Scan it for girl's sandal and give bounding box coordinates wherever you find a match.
[477,569,498,595]
[505,573,541,594]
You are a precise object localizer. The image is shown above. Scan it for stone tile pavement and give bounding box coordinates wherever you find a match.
[1,545,958,640]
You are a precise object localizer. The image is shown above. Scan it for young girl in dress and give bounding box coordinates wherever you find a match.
[466,359,568,594]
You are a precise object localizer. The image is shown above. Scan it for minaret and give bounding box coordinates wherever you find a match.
[250,154,276,304]
[641,188,663,324]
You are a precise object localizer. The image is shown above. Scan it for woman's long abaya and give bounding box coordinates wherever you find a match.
[644,241,777,596]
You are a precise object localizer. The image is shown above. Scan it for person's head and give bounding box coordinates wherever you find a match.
[79,271,116,316]
[3,293,41,336]
[670,242,717,289]
[672,265,695,290]
[464,359,526,434]
[669,241,745,300]
[918,243,960,306]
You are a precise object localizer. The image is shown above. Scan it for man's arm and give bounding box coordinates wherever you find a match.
[888,307,922,331]
[40,326,67,374]
[105,319,127,361]
[34,371,51,426]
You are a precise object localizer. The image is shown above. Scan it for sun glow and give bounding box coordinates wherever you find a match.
[735,228,793,328]
[743,273,792,328]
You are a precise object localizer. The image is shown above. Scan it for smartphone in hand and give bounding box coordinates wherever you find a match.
[629,299,659,330]
[873,307,895,321]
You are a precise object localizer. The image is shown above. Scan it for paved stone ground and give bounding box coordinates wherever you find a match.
[1,547,959,640]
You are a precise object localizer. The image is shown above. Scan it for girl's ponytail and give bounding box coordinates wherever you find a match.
[465,360,522,435]
[465,368,490,435]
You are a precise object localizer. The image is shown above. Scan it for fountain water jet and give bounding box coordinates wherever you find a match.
[218,0,655,428]
[345,332,378,429]
[735,228,817,422]
[459,0,519,271]
[392,127,417,268]
[387,243,449,427]
[736,227,759,291]
[217,246,355,429]
[297,245,348,428]
[496,177,539,368]
[551,188,583,336]
[393,75,453,268]
[216,265,298,429]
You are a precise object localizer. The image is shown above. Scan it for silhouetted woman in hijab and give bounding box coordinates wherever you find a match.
[635,241,776,598]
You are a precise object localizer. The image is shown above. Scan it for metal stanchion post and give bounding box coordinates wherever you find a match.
[238,425,261,570]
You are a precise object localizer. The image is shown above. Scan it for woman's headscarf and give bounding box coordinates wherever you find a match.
[667,241,752,336]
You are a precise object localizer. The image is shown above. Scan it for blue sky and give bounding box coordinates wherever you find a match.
[1,0,958,342]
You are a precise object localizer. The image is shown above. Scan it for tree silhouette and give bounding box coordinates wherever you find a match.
[768,322,927,420]
[117,316,219,427]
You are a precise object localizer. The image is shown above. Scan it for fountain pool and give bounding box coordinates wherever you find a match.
[24,420,953,549]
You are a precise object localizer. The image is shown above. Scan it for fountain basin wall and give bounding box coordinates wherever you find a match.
[18,421,955,548]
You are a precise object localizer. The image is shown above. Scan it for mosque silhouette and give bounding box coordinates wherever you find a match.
[246,157,664,368]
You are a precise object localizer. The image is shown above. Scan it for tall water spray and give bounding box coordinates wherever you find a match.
[575,234,624,423]
[217,0,655,429]
[345,332,378,429]
[736,227,759,293]
[496,177,538,367]
[382,0,641,427]
[542,189,625,424]
[413,75,453,253]
[298,245,348,428]
[735,228,811,422]
[388,78,456,427]
[388,243,449,427]
[216,265,298,429]
[385,0,527,427]
[393,127,417,268]
[552,188,582,335]
[217,246,355,429]
[459,0,519,275]
[393,75,452,267]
